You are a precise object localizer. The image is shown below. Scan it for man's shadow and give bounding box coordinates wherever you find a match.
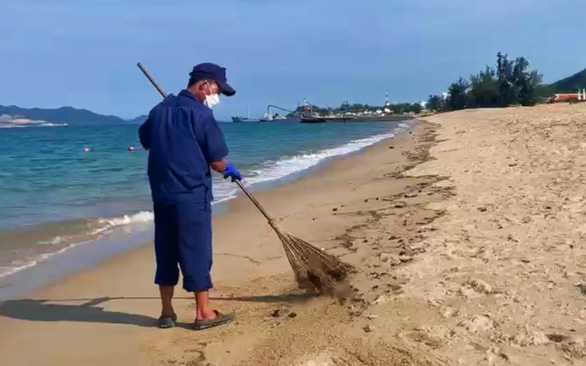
[0,298,155,327]
[0,294,308,328]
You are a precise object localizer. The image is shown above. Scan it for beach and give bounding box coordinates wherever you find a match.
[1,104,585,365]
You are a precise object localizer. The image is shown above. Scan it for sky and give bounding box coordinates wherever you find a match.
[1,0,586,120]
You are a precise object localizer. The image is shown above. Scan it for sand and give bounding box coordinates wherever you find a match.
[0,104,585,365]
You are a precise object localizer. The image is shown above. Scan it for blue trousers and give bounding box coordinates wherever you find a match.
[153,202,213,292]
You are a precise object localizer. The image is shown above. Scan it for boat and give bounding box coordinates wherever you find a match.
[231,116,264,123]
[300,116,326,123]
[269,115,301,123]
[231,107,266,123]
[322,115,355,122]
[299,99,326,123]
[265,105,301,122]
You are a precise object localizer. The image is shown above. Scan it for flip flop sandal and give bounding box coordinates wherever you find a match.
[158,313,177,329]
[194,310,235,331]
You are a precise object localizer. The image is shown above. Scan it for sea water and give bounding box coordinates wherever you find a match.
[0,120,411,281]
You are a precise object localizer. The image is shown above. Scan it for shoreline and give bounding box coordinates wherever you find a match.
[0,120,416,302]
[0,120,406,284]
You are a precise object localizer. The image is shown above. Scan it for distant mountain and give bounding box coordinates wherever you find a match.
[0,105,144,126]
[548,68,586,93]
[538,68,586,96]
[127,115,148,125]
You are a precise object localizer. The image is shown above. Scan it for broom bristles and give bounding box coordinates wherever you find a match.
[269,221,355,295]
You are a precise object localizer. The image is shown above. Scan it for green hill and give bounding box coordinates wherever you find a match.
[0,105,145,126]
[127,115,148,125]
[544,68,586,95]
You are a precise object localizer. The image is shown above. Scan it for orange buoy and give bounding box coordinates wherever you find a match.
[83,147,90,153]
[128,146,135,152]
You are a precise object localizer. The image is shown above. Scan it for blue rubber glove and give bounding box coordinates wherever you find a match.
[223,163,243,182]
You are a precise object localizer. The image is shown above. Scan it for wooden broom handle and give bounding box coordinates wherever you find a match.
[234,180,274,222]
[137,62,167,99]
[137,62,275,223]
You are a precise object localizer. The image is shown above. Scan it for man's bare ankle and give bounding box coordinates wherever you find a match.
[197,309,217,320]
[161,309,175,317]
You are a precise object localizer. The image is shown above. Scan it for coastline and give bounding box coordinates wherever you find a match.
[0,120,412,298]
[1,104,584,365]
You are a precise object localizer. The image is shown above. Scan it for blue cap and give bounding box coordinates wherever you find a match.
[189,63,236,96]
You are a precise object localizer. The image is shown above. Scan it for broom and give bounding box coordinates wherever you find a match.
[137,63,355,295]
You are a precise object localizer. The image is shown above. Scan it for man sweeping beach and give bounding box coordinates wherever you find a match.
[138,63,242,330]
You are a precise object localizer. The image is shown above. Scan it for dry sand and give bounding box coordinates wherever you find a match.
[0,104,585,365]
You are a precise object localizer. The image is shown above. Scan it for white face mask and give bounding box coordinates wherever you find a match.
[204,93,220,109]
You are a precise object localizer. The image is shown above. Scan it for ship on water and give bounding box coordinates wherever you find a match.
[232,105,300,123]
[231,116,264,123]
[231,107,264,123]
[265,105,299,122]
[299,98,327,123]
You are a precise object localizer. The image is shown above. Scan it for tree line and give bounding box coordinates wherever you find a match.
[427,52,545,112]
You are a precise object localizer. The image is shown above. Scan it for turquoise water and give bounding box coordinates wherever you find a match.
[0,121,409,278]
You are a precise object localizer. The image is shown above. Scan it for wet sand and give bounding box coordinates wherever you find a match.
[0,104,585,365]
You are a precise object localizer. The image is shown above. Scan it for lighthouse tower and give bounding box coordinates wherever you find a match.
[384,90,392,114]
